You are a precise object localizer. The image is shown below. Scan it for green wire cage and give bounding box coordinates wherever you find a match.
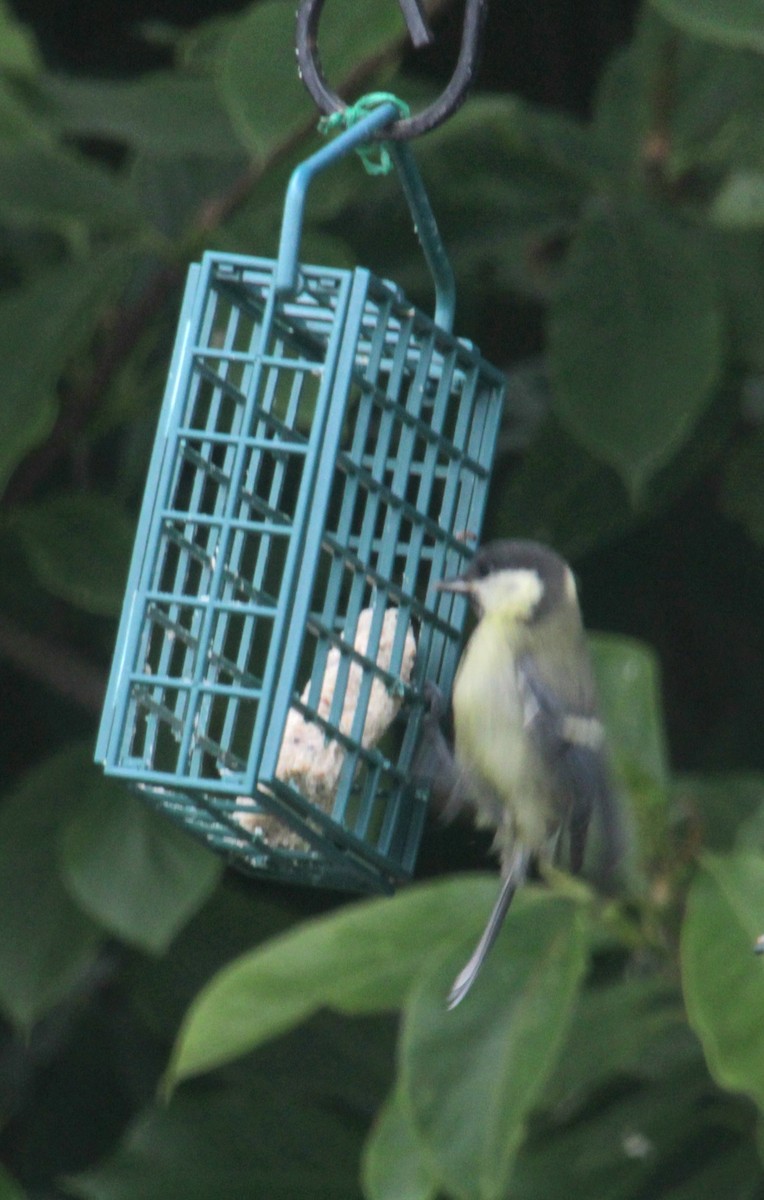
[95,104,505,893]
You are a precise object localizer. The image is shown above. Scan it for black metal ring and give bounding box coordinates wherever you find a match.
[295,0,489,141]
[397,0,434,49]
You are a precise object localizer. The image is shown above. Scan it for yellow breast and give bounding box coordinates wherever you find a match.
[452,613,553,850]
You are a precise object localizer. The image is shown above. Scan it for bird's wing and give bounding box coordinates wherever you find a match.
[412,683,476,822]
[516,652,616,875]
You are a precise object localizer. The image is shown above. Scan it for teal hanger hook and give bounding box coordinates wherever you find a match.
[274,102,457,334]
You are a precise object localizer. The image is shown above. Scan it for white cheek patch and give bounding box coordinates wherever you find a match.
[474,568,544,619]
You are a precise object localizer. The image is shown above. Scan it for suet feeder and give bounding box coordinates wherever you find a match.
[96,103,505,893]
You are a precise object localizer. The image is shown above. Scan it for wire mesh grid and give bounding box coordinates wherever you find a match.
[96,250,505,891]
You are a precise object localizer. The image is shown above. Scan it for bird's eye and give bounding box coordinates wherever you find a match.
[471,558,490,579]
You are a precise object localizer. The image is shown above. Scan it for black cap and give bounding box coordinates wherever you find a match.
[462,539,573,622]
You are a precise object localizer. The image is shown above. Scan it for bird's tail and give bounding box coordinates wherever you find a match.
[447,847,530,1009]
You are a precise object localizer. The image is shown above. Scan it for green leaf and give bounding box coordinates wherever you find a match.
[543,975,692,1112]
[633,20,764,183]
[0,79,47,145]
[362,1086,438,1200]
[167,874,500,1086]
[514,1061,751,1200]
[38,72,244,158]
[734,784,764,854]
[757,1116,764,1168]
[218,2,325,160]
[416,93,602,206]
[493,414,632,559]
[0,0,40,73]
[590,634,669,789]
[176,12,241,71]
[593,16,764,213]
[219,0,404,161]
[12,493,135,616]
[130,150,248,239]
[720,426,764,544]
[59,781,221,955]
[548,201,723,499]
[0,1163,27,1200]
[399,896,588,1200]
[0,144,143,234]
[651,0,764,53]
[715,233,764,370]
[675,773,764,851]
[681,850,764,1110]
[711,171,764,228]
[591,42,647,180]
[654,1141,764,1200]
[66,1084,365,1200]
[127,882,294,1039]
[590,633,670,866]
[644,374,740,507]
[0,746,102,1030]
[494,379,737,560]
[0,247,135,499]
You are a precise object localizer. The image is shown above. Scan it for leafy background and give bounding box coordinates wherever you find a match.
[3,0,764,1196]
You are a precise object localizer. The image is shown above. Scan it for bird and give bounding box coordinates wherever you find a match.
[426,539,619,1008]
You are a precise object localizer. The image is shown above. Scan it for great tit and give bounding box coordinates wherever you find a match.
[429,539,619,1008]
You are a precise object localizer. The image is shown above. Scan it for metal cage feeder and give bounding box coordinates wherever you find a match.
[96,105,506,893]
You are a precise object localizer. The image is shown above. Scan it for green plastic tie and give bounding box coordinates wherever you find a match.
[318,92,411,175]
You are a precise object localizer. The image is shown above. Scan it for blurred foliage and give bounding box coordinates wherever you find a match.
[3,0,764,1197]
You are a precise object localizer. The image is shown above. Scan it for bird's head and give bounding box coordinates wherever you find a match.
[436,539,578,624]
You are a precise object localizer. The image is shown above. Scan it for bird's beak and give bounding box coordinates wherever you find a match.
[435,577,472,595]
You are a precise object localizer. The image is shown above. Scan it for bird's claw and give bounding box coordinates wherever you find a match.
[422,680,445,720]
